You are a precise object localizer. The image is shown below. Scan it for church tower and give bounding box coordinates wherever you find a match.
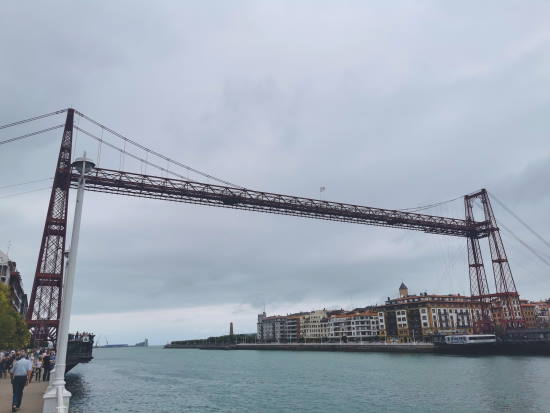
[399,282,408,298]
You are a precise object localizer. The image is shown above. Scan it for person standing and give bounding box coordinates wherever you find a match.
[10,352,33,412]
[42,352,51,382]
[33,355,42,382]
[27,354,34,384]
[3,354,14,379]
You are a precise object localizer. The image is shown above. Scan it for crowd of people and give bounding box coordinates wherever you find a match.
[0,349,56,412]
[70,331,92,342]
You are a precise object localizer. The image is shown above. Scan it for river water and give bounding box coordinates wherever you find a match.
[66,347,550,412]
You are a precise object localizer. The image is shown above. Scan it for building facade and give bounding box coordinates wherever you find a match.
[257,309,387,342]
[300,310,328,340]
[257,312,288,342]
[257,312,307,342]
[257,284,549,344]
[521,301,537,328]
[490,295,524,329]
[383,284,483,342]
[328,310,385,341]
[521,300,550,328]
[0,250,27,315]
[533,301,550,327]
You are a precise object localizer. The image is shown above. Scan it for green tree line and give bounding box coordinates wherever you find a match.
[0,284,30,349]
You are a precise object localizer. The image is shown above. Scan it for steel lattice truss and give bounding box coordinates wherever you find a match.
[465,190,524,330]
[70,167,492,238]
[26,110,74,343]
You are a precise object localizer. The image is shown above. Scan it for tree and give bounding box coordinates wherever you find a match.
[0,284,30,349]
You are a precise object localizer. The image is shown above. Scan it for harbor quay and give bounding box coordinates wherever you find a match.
[166,342,436,353]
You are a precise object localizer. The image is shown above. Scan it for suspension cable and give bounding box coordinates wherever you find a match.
[0,125,65,146]
[470,197,550,270]
[74,127,190,180]
[399,195,463,212]
[0,109,67,131]
[489,191,550,251]
[0,186,52,199]
[0,177,53,190]
[498,221,550,269]
[75,111,243,188]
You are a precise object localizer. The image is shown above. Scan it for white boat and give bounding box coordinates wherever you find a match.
[434,334,497,354]
[444,334,496,345]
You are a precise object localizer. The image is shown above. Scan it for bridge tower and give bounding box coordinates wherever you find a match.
[465,189,525,331]
[26,109,74,345]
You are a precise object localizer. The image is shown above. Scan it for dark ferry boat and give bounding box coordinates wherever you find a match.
[497,328,550,355]
[66,333,95,372]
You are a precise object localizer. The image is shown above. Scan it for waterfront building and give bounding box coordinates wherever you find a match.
[490,295,523,329]
[257,312,287,342]
[257,285,549,344]
[520,300,550,328]
[533,300,550,327]
[0,250,27,315]
[520,301,537,328]
[286,314,303,342]
[257,312,265,340]
[301,310,328,340]
[328,310,385,341]
[383,284,483,342]
[257,311,308,342]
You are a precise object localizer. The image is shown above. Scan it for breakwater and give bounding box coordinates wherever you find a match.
[165,340,550,355]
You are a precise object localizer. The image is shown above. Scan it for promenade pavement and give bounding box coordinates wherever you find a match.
[0,377,47,413]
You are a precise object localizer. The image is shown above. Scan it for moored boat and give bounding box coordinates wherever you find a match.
[67,333,94,372]
[497,328,550,355]
[434,334,497,354]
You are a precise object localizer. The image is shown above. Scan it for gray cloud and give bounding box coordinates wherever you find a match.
[1,1,549,343]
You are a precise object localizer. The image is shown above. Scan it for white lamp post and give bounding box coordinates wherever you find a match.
[43,154,94,413]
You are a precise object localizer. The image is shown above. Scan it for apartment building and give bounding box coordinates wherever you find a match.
[520,300,550,328]
[490,296,524,329]
[0,250,27,315]
[301,310,328,339]
[328,310,385,341]
[257,311,307,342]
[533,301,550,327]
[257,284,549,344]
[257,312,288,342]
[384,283,483,342]
[521,301,537,328]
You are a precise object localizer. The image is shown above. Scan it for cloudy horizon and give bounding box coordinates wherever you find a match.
[1,1,549,345]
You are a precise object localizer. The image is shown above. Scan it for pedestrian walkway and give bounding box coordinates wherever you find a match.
[0,378,47,413]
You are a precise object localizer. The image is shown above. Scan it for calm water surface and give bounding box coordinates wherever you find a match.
[66,347,550,412]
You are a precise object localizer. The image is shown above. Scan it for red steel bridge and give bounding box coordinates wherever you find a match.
[0,108,525,344]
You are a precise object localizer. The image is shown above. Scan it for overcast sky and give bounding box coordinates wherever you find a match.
[1,1,549,345]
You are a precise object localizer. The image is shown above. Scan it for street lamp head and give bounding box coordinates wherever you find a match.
[72,155,95,175]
